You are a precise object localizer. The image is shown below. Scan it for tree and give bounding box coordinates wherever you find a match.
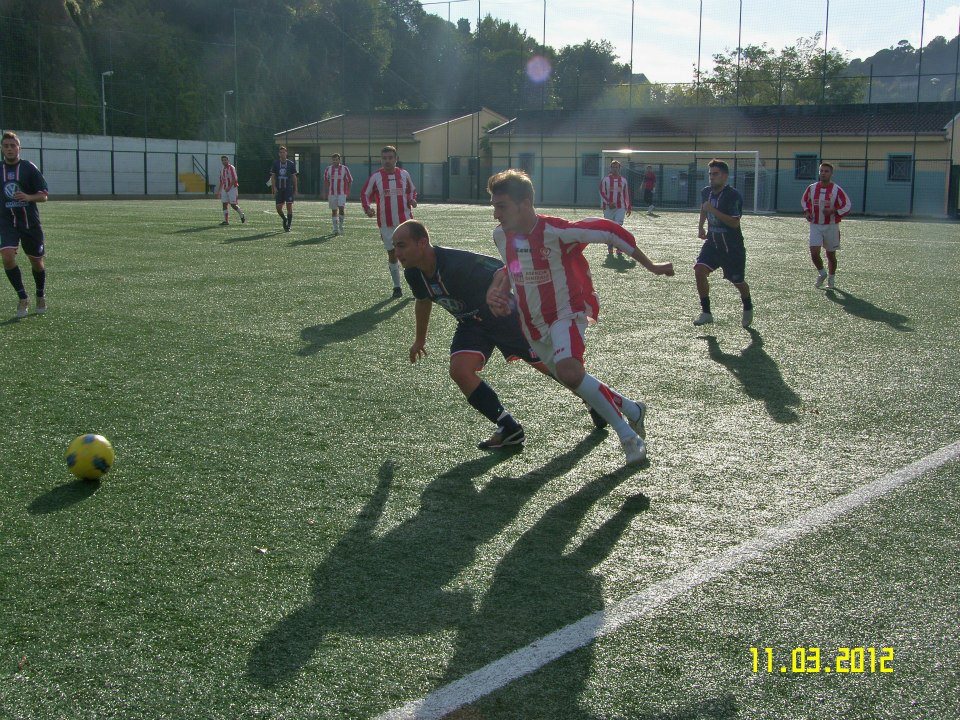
[553,40,629,110]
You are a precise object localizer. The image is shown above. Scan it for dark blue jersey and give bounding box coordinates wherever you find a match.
[271,159,297,189]
[405,245,505,323]
[2,160,47,228]
[701,184,744,242]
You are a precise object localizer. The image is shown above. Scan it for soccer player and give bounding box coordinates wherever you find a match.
[802,162,852,289]
[1,131,49,318]
[484,170,675,465]
[694,159,754,328]
[599,160,631,257]
[215,155,246,225]
[270,146,298,232]
[643,165,657,213]
[323,153,352,235]
[361,145,417,298]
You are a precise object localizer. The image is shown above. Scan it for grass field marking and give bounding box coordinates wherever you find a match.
[376,439,960,720]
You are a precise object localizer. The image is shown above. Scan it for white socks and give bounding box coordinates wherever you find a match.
[573,374,638,441]
[389,261,401,288]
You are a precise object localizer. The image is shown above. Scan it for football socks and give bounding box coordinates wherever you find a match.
[389,261,401,288]
[467,381,510,426]
[32,268,45,297]
[573,374,634,442]
[5,267,27,299]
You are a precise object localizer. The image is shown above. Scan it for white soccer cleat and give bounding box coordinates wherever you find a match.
[35,297,47,315]
[827,275,835,289]
[742,307,753,328]
[15,299,29,318]
[628,400,647,439]
[815,271,827,288]
[622,435,647,465]
[693,311,714,326]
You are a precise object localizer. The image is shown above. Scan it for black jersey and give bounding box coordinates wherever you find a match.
[270,159,297,189]
[700,184,744,244]
[404,245,505,323]
[2,159,48,228]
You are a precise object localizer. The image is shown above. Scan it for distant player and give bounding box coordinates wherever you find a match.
[323,153,352,235]
[643,165,657,213]
[599,159,631,257]
[694,159,754,328]
[485,169,675,465]
[361,145,417,298]
[270,146,298,232]
[801,162,851,289]
[215,155,246,225]
[1,131,49,318]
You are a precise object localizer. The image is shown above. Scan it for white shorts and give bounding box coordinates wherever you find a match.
[809,223,840,251]
[603,207,626,225]
[527,314,588,373]
[380,225,398,251]
[328,194,346,209]
[220,188,238,204]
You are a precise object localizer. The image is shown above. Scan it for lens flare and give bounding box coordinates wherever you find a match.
[526,56,551,84]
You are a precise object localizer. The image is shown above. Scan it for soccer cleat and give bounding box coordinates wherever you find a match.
[392,287,402,299]
[15,299,29,318]
[628,400,647,439]
[827,275,835,289]
[35,297,47,315]
[742,307,754,328]
[693,311,714,326]
[478,425,525,450]
[621,434,647,465]
[648,204,655,213]
[815,270,827,288]
[587,404,608,431]
[220,220,229,225]
[240,214,246,224]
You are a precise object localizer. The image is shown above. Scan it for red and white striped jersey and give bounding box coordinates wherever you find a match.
[324,163,353,196]
[493,215,638,341]
[361,167,417,227]
[219,163,238,191]
[802,182,851,224]
[599,174,631,210]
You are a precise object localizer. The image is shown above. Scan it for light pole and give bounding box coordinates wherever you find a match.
[223,90,234,142]
[101,70,114,136]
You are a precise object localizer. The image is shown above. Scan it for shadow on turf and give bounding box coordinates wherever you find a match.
[287,232,337,247]
[700,328,801,423]
[438,463,650,717]
[28,478,101,514]
[602,252,637,273]
[297,298,411,356]
[247,432,615,688]
[171,224,226,234]
[221,231,284,244]
[824,288,912,331]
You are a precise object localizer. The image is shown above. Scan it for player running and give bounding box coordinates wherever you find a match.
[215,155,246,225]
[270,146,298,232]
[361,145,417,298]
[1,131,49,318]
[801,162,852,289]
[484,170,675,465]
[323,153,352,236]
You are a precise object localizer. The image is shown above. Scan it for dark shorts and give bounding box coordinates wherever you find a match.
[696,234,746,284]
[0,223,45,257]
[275,189,294,204]
[451,316,539,364]
[643,189,654,205]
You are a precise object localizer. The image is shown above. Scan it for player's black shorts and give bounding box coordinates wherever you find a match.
[643,189,654,206]
[451,316,539,364]
[0,223,45,257]
[275,189,294,204]
[696,234,746,284]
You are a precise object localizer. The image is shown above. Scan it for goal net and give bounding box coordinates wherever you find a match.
[600,149,773,214]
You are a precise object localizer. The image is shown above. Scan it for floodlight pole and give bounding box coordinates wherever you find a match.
[223,90,234,142]
[101,70,114,136]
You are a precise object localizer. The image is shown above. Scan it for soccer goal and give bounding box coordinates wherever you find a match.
[601,149,772,214]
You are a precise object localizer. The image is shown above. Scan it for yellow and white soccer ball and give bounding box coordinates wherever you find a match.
[65,434,115,481]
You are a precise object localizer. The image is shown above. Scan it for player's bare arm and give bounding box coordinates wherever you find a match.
[630,248,674,276]
[410,299,432,363]
[13,190,47,203]
[485,268,512,317]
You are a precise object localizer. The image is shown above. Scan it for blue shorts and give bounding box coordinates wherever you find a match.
[450,316,539,364]
[275,189,294,204]
[696,234,746,284]
[0,223,45,257]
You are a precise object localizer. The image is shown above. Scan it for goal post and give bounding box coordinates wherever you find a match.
[600,149,770,214]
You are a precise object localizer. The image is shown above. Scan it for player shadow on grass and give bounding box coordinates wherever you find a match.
[27,478,101,514]
[221,231,286,244]
[602,252,637,273]
[634,694,740,720]
[297,298,411,356]
[171,224,226,234]
[287,232,337,247]
[246,433,607,688]
[824,289,912,331]
[700,328,801,424]
[437,465,649,719]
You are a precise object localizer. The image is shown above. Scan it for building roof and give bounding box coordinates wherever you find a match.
[486,102,960,139]
[275,109,498,144]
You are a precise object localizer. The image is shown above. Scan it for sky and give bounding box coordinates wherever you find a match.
[422,0,960,83]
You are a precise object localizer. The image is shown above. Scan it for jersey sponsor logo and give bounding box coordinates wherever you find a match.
[436,297,467,315]
[539,246,551,259]
[513,268,551,285]
[3,181,26,208]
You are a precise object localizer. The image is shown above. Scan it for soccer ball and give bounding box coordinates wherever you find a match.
[65,434,115,481]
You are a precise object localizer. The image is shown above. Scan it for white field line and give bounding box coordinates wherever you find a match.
[377,440,960,720]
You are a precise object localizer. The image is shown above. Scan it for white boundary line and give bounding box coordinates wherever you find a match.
[377,440,960,720]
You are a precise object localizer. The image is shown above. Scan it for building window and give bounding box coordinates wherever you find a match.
[518,153,535,176]
[794,154,818,181]
[449,157,461,176]
[582,154,600,177]
[887,154,912,182]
